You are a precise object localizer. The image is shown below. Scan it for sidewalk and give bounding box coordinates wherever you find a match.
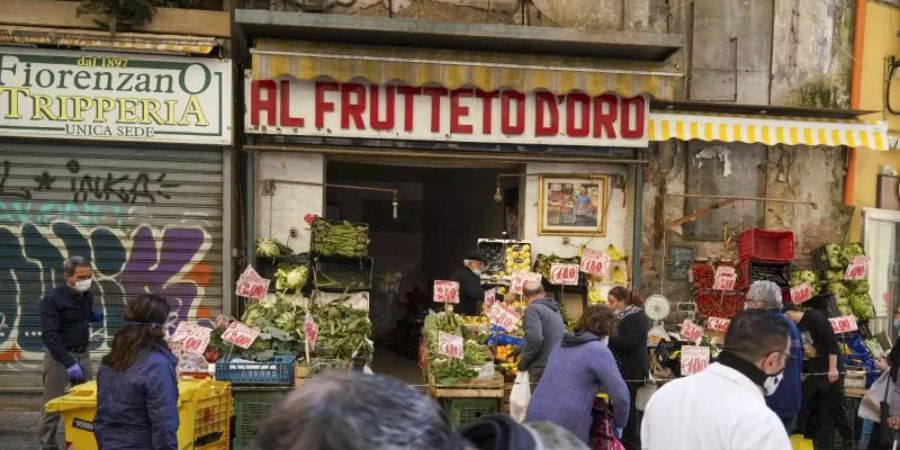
[0,411,42,450]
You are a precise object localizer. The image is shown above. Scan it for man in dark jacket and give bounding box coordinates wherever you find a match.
[518,280,566,390]
[607,287,650,450]
[786,295,854,450]
[451,253,487,316]
[40,255,102,450]
[744,281,803,432]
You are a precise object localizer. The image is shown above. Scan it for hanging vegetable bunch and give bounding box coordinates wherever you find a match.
[312,219,370,257]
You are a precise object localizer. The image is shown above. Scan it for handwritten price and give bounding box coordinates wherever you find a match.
[488,303,522,332]
[235,265,270,300]
[221,321,260,349]
[681,345,710,376]
[433,280,460,304]
[550,263,579,286]
[580,248,610,277]
[438,332,463,359]
[706,317,731,333]
[510,272,542,295]
[680,320,704,343]
[713,266,736,291]
[829,315,859,334]
[304,313,318,349]
[171,322,211,356]
[845,256,869,281]
[791,283,813,304]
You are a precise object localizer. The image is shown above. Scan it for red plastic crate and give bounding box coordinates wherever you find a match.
[738,229,794,261]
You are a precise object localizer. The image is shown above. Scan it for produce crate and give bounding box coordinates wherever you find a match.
[44,379,231,450]
[738,229,794,261]
[500,381,513,415]
[310,218,369,258]
[427,372,505,399]
[739,259,791,290]
[311,255,374,293]
[216,355,296,386]
[233,388,292,450]
[441,397,499,429]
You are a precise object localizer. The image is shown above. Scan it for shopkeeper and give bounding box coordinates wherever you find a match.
[450,253,487,316]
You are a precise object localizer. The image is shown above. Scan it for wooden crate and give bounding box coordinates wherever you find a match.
[499,381,514,414]
[427,372,505,399]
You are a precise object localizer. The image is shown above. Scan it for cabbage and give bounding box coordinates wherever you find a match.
[849,294,875,321]
[791,270,818,286]
[274,265,308,293]
[852,280,870,295]
[824,244,843,269]
[829,283,849,298]
[825,271,845,283]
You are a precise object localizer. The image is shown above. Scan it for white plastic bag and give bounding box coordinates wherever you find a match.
[510,371,531,422]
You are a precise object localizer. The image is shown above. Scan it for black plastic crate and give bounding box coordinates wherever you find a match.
[739,259,791,289]
[311,255,374,293]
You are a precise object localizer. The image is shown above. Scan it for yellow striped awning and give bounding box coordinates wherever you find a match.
[0,26,220,55]
[250,39,682,99]
[649,111,890,151]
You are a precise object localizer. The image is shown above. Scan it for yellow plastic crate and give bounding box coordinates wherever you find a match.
[45,378,232,450]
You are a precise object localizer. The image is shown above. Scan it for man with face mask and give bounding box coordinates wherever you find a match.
[450,253,488,316]
[39,255,102,450]
[744,281,803,432]
[641,309,792,450]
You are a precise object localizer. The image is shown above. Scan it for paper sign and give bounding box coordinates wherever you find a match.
[484,288,497,311]
[681,345,711,376]
[433,280,460,304]
[488,303,522,332]
[829,315,859,334]
[791,283,813,304]
[680,320,704,343]
[510,271,542,295]
[438,331,464,359]
[845,256,869,281]
[713,266,737,291]
[304,312,318,350]
[221,321,260,349]
[170,322,211,356]
[235,265,271,300]
[706,317,731,333]
[550,263,580,286]
[580,248,610,277]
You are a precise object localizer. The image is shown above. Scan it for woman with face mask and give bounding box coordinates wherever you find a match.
[94,294,179,450]
[604,287,650,450]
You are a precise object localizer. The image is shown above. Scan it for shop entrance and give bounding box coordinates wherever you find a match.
[324,159,522,383]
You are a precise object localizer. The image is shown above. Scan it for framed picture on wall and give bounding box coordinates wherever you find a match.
[537,175,608,236]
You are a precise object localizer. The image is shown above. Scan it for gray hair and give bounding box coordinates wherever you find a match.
[747,280,783,310]
[256,372,462,450]
[523,280,544,297]
[63,256,91,276]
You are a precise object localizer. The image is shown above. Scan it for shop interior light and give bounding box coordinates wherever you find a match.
[493,183,503,203]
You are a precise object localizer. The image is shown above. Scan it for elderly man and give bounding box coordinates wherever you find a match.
[450,253,487,316]
[518,280,566,390]
[641,309,793,450]
[745,280,803,431]
[40,255,102,450]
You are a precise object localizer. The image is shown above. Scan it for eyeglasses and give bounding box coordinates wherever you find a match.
[768,350,794,361]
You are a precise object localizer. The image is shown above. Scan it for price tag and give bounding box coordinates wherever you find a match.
[433,280,460,304]
[680,320,704,343]
[580,248,610,277]
[681,345,711,376]
[550,263,580,286]
[845,256,869,281]
[170,322,211,356]
[484,288,497,311]
[791,282,813,304]
[304,312,318,350]
[221,321,260,349]
[488,303,522,332]
[713,266,737,291]
[235,265,271,300]
[510,271,542,295]
[829,315,859,334]
[706,317,731,333]
[438,331,464,359]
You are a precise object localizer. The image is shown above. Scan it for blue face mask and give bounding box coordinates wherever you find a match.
[893,319,900,330]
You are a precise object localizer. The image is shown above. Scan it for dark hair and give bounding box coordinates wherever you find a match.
[608,286,643,308]
[101,294,170,372]
[575,304,618,337]
[724,309,790,362]
[256,372,464,450]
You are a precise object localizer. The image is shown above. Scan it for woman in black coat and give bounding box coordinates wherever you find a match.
[606,287,650,450]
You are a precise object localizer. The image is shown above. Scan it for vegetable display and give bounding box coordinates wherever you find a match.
[790,270,821,296]
[814,243,875,324]
[312,219,370,257]
[256,238,292,258]
[534,253,580,282]
[274,265,309,293]
[505,244,533,274]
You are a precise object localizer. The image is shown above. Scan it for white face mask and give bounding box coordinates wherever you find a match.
[74,279,92,292]
[472,269,483,276]
[763,371,784,396]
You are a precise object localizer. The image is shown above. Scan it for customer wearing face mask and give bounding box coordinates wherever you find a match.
[606,287,649,450]
[744,281,803,432]
[451,253,488,316]
[39,255,103,450]
[641,309,793,450]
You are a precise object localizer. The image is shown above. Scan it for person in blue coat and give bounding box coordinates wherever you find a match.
[745,280,803,432]
[95,294,179,450]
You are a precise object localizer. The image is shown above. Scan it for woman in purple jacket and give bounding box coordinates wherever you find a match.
[526,304,630,444]
[94,294,179,450]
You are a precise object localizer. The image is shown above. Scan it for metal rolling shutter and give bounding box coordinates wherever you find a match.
[0,143,225,388]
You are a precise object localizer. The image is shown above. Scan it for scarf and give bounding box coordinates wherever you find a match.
[617,305,641,320]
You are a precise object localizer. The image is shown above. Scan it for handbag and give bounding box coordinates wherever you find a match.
[878,373,897,447]
[861,372,890,422]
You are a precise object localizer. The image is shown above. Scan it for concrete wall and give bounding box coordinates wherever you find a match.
[256,152,325,251]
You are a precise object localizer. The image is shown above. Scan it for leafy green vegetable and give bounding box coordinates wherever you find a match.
[829,283,849,299]
[849,294,876,321]
[824,244,843,269]
[275,265,308,293]
[256,238,292,258]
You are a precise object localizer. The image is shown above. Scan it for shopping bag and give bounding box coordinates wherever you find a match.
[860,372,890,422]
[510,372,531,422]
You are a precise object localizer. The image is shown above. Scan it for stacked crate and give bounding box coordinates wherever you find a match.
[737,229,794,302]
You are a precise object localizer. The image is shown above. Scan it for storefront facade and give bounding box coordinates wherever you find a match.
[0,46,233,388]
